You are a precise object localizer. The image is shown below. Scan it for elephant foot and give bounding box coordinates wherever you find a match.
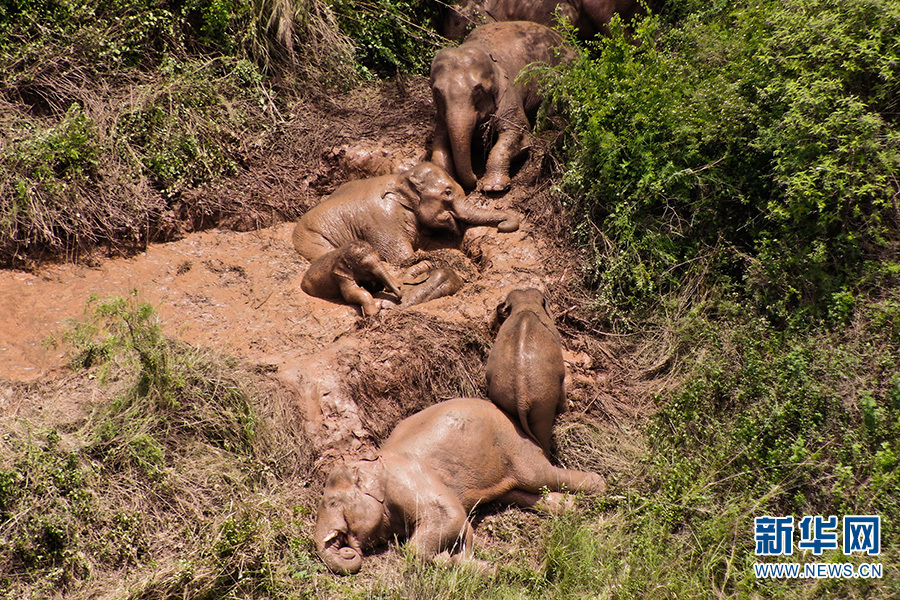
[401,267,463,307]
[480,173,511,193]
[535,492,578,515]
[436,553,498,577]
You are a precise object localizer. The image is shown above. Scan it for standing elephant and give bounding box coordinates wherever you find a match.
[300,240,402,316]
[292,162,519,264]
[315,398,607,574]
[442,0,646,40]
[485,288,566,457]
[430,22,574,192]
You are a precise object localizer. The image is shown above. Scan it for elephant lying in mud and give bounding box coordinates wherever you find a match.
[315,398,607,574]
[442,0,646,40]
[430,22,574,192]
[301,241,402,316]
[486,288,566,457]
[293,162,519,264]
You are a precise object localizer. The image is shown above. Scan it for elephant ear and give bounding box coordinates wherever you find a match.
[386,177,419,213]
[355,457,386,504]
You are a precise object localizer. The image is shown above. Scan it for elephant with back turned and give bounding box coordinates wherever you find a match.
[430,21,574,192]
[315,398,607,574]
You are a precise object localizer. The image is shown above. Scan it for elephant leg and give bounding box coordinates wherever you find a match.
[482,124,528,192]
[513,444,607,496]
[337,277,382,316]
[407,493,473,560]
[401,267,463,306]
[430,121,455,181]
[497,489,577,515]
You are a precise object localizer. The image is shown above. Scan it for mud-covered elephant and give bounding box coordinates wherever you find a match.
[315,398,607,574]
[430,22,574,192]
[292,162,519,264]
[301,240,402,316]
[486,288,566,457]
[442,0,646,40]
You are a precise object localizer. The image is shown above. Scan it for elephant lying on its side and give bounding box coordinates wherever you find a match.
[293,162,519,264]
[442,0,646,40]
[315,398,607,574]
[486,288,566,457]
[430,22,574,192]
[301,241,402,316]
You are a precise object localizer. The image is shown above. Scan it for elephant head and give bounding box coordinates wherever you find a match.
[315,458,388,575]
[393,162,519,234]
[430,48,499,191]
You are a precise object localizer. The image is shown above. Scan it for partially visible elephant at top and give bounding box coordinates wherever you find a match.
[442,0,647,40]
[314,398,607,575]
[292,162,519,265]
[430,22,574,192]
[486,288,566,458]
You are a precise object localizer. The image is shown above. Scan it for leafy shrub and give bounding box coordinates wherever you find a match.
[546,0,900,323]
[329,0,445,77]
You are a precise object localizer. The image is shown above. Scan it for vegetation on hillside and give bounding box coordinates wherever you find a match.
[1,0,898,597]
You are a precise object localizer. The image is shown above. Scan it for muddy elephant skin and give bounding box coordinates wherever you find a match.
[292,162,519,264]
[485,288,566,457]
[300,240,403,316]
[430,22,573,192]
[442,0,646,40]
[314,398,606,574]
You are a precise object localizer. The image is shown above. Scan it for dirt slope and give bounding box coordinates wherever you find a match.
[0,77,651,473]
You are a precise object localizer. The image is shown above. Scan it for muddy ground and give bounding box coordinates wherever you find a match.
[0,77,667,483]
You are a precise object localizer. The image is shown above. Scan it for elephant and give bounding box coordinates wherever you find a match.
[430,22,574,192]
[442,0,646,40]
[300,240,403,316]
[315,398,607,574]
[485,288,566,457]
[292,162,519,265]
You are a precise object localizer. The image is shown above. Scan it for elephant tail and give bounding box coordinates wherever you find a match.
[517,405,550,459]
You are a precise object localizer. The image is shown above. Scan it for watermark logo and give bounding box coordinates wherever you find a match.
[843,516,880,556]
[753,515,883,579]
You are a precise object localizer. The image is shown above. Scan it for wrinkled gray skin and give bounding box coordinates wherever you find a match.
[485,288,566,458]
[293,162,519,264]
[430,22,573,192]
[442,0,646,40]
[315,398,606,574]
[301,240,402,316]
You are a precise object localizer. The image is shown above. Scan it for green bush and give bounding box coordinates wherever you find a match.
[546,0,900,323]
[329,0,444,77]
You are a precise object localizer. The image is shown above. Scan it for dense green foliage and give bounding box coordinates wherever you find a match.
[330,0,445,76]
[545,0,900,324]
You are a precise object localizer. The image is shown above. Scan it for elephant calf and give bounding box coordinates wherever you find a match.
[315,398,606,574]
[486,288,566,457]
[301,240,402,316]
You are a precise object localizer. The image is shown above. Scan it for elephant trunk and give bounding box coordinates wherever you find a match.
[373,263,402,299]
[315,517,363,575]
[452,196,520,232]
[447,111,478,190]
